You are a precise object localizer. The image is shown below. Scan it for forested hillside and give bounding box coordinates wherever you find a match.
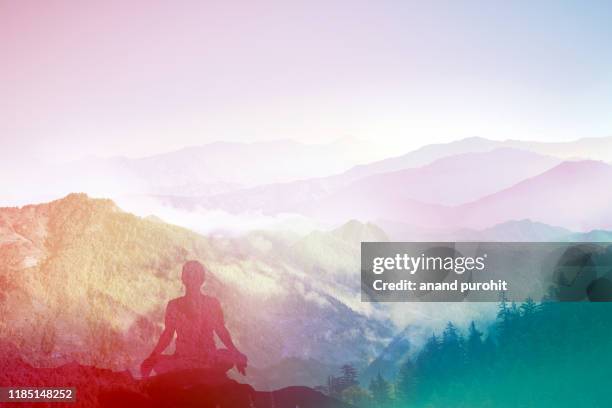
[0,194,392,389]
[324,297,612,407]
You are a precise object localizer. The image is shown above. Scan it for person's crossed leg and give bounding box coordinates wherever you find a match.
[141,261,247,378]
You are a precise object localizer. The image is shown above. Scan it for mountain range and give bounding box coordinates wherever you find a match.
[164,148,559,212]
[456,160,612,231]
[158,147,612,232]
[5,134,612,207]
[2,193,612,390]
[1,139,380,206]
[343,135,612,180]
[3,134,612,392]
[314,159,612,232]
[0,194,395,390]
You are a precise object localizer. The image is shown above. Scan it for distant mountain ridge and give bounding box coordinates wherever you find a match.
[304,160,612,232]
[5,135,612,215]
[1,139,380,206]
[457,160,612,231]
[342,135,612,180]
[155,149,612,232]
[315,148,560,207]
[112,138,378,189]
[378,219,573,242]
[162,148,561,213]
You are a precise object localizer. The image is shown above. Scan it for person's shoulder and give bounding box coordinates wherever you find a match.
[167,297,182,309]
[202,295,222,309]
[201,295,224,321]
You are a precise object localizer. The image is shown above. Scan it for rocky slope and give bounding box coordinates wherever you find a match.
[0,347,349,408]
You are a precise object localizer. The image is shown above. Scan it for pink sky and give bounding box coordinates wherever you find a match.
[1,1,611,162]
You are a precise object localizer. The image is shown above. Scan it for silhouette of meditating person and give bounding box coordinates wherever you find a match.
[141,260,247,378]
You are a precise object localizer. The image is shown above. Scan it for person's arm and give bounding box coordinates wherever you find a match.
[141,301,176,377]
[150,301,177,356]
[213,299,247,373]
[216,323,239,352]
[214,300,239,352]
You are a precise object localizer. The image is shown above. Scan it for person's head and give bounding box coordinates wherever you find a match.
[181,260,206,291]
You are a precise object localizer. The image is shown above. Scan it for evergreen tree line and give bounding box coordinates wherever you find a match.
[323,296,612,407]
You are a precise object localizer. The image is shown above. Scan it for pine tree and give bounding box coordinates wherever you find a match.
[520,297,538,317]
[466,321,483,368]
[441,322,465,373]
[497,291,515,348]
[369,372,391,406]
[416,334,440,376]
[497,291,509,320]
[411,333,443,402]
[327,375,341,397]
[339,363,358,389]
[396,358,417,404]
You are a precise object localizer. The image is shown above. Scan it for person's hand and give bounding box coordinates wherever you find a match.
[140,355,157,378]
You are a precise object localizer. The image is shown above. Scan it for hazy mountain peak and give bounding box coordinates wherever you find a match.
[480,219,572,241]
[332,220,388,243]
[48,193,120,213]
[549,159,609,172]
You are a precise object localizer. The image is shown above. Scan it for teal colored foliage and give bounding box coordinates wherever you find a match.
[388,300,612,407]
